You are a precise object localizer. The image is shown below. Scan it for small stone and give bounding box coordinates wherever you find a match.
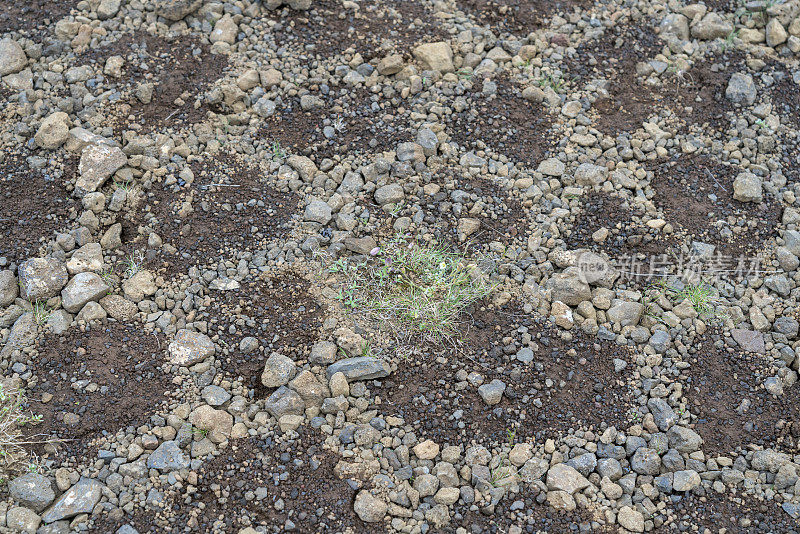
[168,330,215,366]
[304,199,332,224]
[156,0,203,21]
[725,73,757,106]
[413,42,454,73]
[264,386,306,419]
[261,353,297,388]
[353,490,387,523]
[477,379,506,405]
[546,464,591,494]
[374,183,404,206]
[75,145,127,197]
[325,357,391,381]
[732,172,763,202]
[210,14,237,45]
[673,470,701,492]
[537,158,565,176]
[61,272,110,313]
[34,112,70,150]
[18,258,69,300]
[618,506,644,532]
[0,39,27,76]
[413,440,440,460]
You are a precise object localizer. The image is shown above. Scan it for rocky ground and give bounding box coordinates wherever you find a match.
[0,0,799,533]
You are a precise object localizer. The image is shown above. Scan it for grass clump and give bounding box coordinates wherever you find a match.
[643,278,724,322]
[0,383,44,481]
[327,235,496,344]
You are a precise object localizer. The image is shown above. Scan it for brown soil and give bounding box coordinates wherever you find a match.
[458,501,596,534]
[665,492,799,534]
[264,0,446,60]
[92,428,377,533]
[380,300,633,445]
[458,0,592,34]
[647,154,781,257]
[204,272,324,395]
[566,191,677,260]
[26,322,171,459]
[447,75,556,167]
[765,61,800,129]
[260,88,414,162]
[565,23,663,136]
[78,32,228,133]
[139,155,298,277]
[0,152,77,265]
[0,0,78,35]
[683,334,800,457]
[421,168,530,251]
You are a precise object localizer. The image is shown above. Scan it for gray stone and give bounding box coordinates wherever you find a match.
[631,448,661,475]
[61,272,110,313]
[156,0,204,20]
[784,230,800,256]
[0,270,18,307]
[519,458,549,483]
[146,441,189,471]
[673,470,701,492]
[168,330,215,366]
[75,145,127,196]
[546,271,591,306]
[618,506,644,533]
[0,313,37,358]
[546,464,591,494]
[726,73,757,106]
[649,330,671,353]
[607,300,644,327]
[515,347,534,364]
[477,379,506,406]
[97,0,122,19]
[732,172,762,202]
[353,490,387,522]
[574,163,606,186]
[201,385,231,406]
[648,398,678,431]
[659,13,690,40]
[304,199,332,224]
[326,357,391,381]
[264,386,306,419]
[764,274,791,296]
[691,12,733,40]
[774,317,799,338]
[6,506,40,533]
[566,453,597,477]
[310,340,338,364]
[8,473,55,512]
[730,329,765,354]
[0,39,26,76]
[537,158,565,177]
[42,478,103,523]
[668,426,703,453]
[374,184,404,205]
[18,258,68,300]
[261,353,297,388]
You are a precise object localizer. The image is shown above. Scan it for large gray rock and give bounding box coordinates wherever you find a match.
[61,272,110,313]
[0,270,18,307]
[325,357,391,381]
[546,464,591,494]
[726,73,757,106]
[0,39,26,76]
[659,13,690,40]
[304,199,332,224]
[374,184,404,205]
[413,42,454,73]
[74,145,127,197]
[8,473,55,512]
[732,172,762,202]
[147,441,189,471]
[546,271,591,306]
[261,353,297,388]
[19,258,69,300]
[168,330,215,366]
[631,448,661,475]
[647,398,678,431]
[264,386,305,419]
[42,478,103,523]
[156,0,203,20]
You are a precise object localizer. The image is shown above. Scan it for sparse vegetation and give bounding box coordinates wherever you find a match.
[0,384,45,480]
[31,300,51,325]
[327,235,496,344]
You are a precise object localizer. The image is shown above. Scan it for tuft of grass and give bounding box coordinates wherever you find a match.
[271,141,285,161]
[0,384,45,480]
[537,73,564,93]
[645,278,724,321]
[330,235,496,344]
[31,301,51,325]
[120,251,144,279]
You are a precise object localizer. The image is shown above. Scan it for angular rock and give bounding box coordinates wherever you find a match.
[0,270,18,307]
[75,145,127,197]
[546,271,591,306]
[42,478,103,523]
[731,328,765,354]
[8,473,55,513]
[34,112,70,150]
[353,490,387,523]
[732,172,762,202]
[168,330,215,366]
[668,426,703,452]
[99,295,138,321]
[726,73,757,106]
[477,379,506,406]
[61,272,110,313]
[156,0,203,20]
[264,386,305,419]
[304,199,332,224]
[673,469,701,492]
[288,369,329,407]
[66,243,103,275]
[146,441,189,471]
[618,506,644,532]
[261,352,297,388]
[374,183,404,205]
[122,269,157,302]
[326,357,390,381]
[546,464,591,494]
[0,39,26,76]
[19,258,69,300]
[413,42,454,73]
[647,397,677,431]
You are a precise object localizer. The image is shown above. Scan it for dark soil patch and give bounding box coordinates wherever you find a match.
[26,322,171,460]
[204,272,324,396]
[765,61,800,128]
[447,75,556,167]
[380,300,633,445]
[0,152,77,265]
[565,191,677,262]
[260,88,414,162]
[92,428,376,533]
[264,0,446,60]
[683,334,800,457]
[647,155,781,257]
[666,492,799,534]
[420,168,530,252]
[78,32,227,132]
[458,500,596,533]
[140,155,297,276]
[565,23,663,135]
[0,0,78,35]
[457,0,591,34]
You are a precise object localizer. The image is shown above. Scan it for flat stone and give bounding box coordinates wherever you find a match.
[75,145,127,197]
[42,478,103,523]
[546,463,591,494]
[61,272,110,313]
[731,328,765,354]
[8,473,55,512]
[146,441,189,471]
[326,357,391,381]
[264,386,306,419]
